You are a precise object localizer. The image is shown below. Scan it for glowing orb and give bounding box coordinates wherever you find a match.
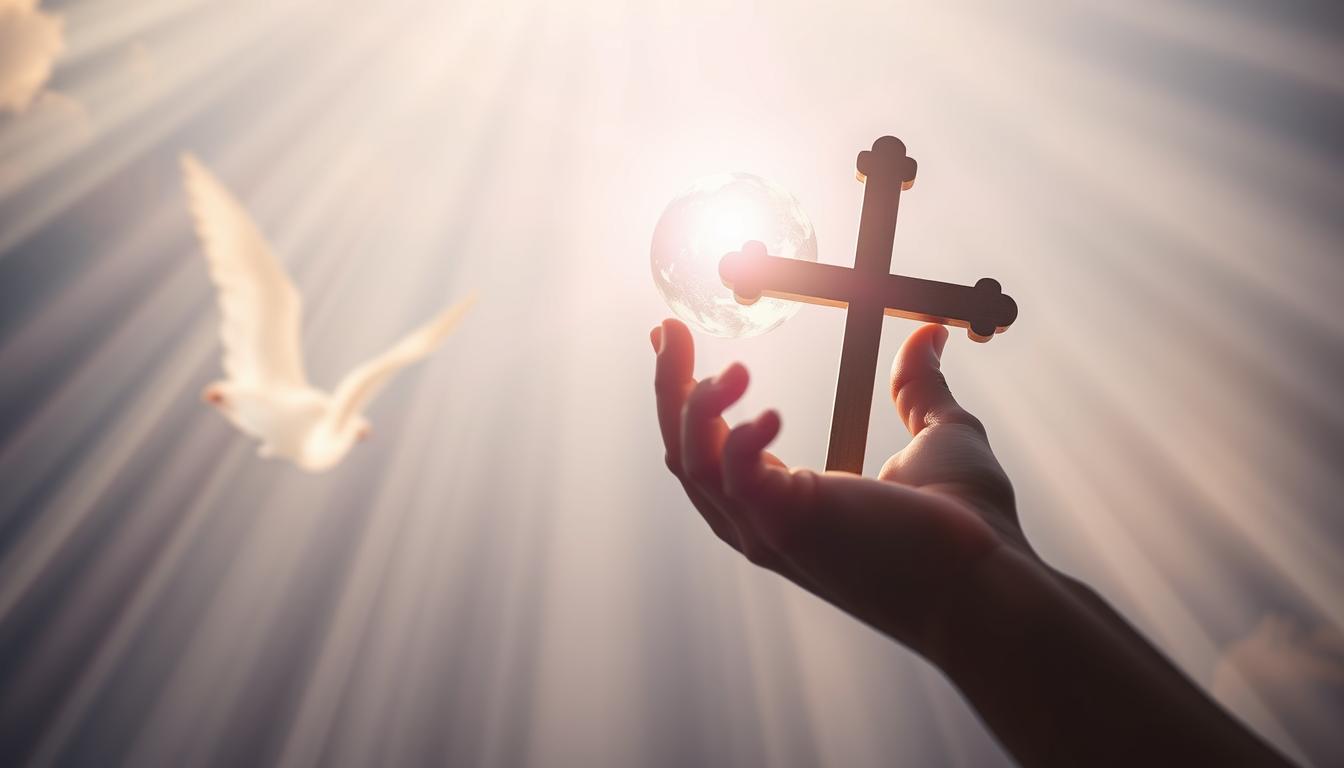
[651,172,818,338]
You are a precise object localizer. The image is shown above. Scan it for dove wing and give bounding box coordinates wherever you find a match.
[182,153,308,388]
[328,296,473,431]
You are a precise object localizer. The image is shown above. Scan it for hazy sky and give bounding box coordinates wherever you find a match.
[1,0,1342,765]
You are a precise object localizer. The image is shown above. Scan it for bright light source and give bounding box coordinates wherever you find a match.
[650,172,817,338]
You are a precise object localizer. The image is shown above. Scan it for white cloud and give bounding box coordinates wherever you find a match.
[1213,615,1344,767]
[0,0,64,113]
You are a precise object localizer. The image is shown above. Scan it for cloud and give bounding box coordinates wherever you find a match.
[0,0,64,113]
[1213,615,1344,767]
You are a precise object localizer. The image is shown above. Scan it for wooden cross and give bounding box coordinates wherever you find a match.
[718,136,1017,474]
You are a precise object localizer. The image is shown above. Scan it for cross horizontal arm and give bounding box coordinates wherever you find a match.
[720,251,865,308]
[878,274,1017,342]
[720,243,1017,342]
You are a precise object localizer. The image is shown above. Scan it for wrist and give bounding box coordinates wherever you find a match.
[918,540,1064,675]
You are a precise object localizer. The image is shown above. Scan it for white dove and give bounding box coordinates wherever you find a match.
[182,153,471,472]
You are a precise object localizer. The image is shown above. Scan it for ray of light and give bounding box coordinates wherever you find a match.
[1,0,1341,766]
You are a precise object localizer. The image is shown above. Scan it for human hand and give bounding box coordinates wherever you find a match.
[651,317,1296,765]
[650,317,1025,657]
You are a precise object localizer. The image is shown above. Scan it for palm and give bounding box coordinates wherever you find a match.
[877,417,1021,545]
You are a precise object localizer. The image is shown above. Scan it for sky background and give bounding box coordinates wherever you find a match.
[1,0,1342,765]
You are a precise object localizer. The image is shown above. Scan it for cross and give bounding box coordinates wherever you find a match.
[718,136,1017,474]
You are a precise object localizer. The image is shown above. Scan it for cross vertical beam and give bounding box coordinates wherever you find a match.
[718,136,1013,476]
[826,137,917,473]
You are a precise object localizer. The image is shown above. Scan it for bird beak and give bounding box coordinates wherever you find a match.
[202,386,225,407]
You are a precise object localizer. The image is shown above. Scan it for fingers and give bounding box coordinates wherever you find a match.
[722,409,784,498]
[648,319,802,566]
[890,324,986,439]
[652,319,696,472]
[680,362,748,492]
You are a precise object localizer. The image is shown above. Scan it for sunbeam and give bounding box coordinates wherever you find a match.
[1,0,1342,765]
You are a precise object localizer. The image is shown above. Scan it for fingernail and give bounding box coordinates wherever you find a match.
[650,325,663,353]
[932,325,950,361]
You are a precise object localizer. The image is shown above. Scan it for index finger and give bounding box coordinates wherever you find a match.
[652,318,697,473]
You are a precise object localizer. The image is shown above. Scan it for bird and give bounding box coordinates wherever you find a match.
[181,152,472,472]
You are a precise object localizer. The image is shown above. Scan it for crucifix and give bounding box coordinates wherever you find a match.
[718,136,1018,474]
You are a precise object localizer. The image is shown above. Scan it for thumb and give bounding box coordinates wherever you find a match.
[890,324,986,439]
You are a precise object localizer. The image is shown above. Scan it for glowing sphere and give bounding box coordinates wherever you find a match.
[651,172,818,338]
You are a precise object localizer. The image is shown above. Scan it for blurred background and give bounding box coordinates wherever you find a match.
[1,0,1342,765]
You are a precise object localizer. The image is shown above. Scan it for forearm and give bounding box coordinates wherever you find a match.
[924,544,1292,767]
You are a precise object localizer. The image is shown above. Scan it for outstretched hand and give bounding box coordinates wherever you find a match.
[651,317,1022,656]
[650,316,1292,767]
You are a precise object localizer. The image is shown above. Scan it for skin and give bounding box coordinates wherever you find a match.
[651,317,1291,767]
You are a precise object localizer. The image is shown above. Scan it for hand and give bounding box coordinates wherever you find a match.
[652,317,1295,765]
[650,317,1024,656]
